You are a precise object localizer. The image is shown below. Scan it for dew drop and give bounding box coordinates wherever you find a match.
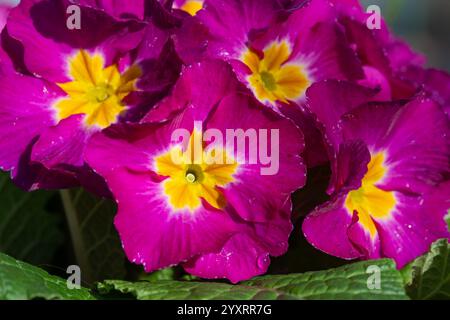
[257,255,269,269]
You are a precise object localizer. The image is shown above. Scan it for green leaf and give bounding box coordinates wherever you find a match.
[0,252,93,300]
[402,239,450,300]
[60,189,126,285]
[0,173,63,265]
[244,259,408,300]
[98,280,295,300]
[98,259,408,300]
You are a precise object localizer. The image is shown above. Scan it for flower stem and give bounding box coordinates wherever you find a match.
[60,189,93,287]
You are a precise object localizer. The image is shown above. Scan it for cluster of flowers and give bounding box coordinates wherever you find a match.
[0,0,449,283]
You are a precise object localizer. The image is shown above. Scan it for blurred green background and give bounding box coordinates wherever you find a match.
[361,0,450,71]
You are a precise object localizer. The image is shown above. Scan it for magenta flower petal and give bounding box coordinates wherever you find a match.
[143,60,242,123]
[333,0,427,70]
[198,0,283,59]
[330,1,425,100]
[303,139,381,260]
[385,39,425,72]
[303,195,368,260]
[184,199,292,283]
[0,69,108,193]
[14,161,79,191]
[341,95,449,194]
[280,80,375,168]
[72,0,145,20]
[147,61,306,223]
[135,20,172,61]
[208,93,305,223]
[305,80,376,150]
[0,73,59,175]
[184,212,291,283]
[0,45,14,77]
[375,188,450,268]
[400,67,450,119]
[0,5,11,32]
[123,24,183,122]
[358,66,391,101]
[0,0,19,31]
[300,80,377,188]
[85,60,305,281]
[184,233,273,284]
[332,140,371,194]
[85,122,241,269]
[30,114,91,169]
[171,15,209,64]
[304,148,450,267]
[85,121,178,175]
[303,92,450,267]
[200,0,363,107]
[7,0,145,82]
[0,0,182,192]
[111,165,242,271]
[251,2,363,82]
[85,116,301,277]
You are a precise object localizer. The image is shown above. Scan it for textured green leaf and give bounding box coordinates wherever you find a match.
[244,259,407,300]
[0,252,93,300]
[60,189,125,285]
[0,173,63,265]
[98,259,408,300]
[98,279,295,300]
[403,239,450,300]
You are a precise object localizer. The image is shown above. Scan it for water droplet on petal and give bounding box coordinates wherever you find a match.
[257,255,269,269]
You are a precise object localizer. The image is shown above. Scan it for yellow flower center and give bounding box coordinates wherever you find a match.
[54,50,141,129]
[154,132,238,212]
[179,0,203,16]
[241,40,310,104]
[345,152,396,237]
